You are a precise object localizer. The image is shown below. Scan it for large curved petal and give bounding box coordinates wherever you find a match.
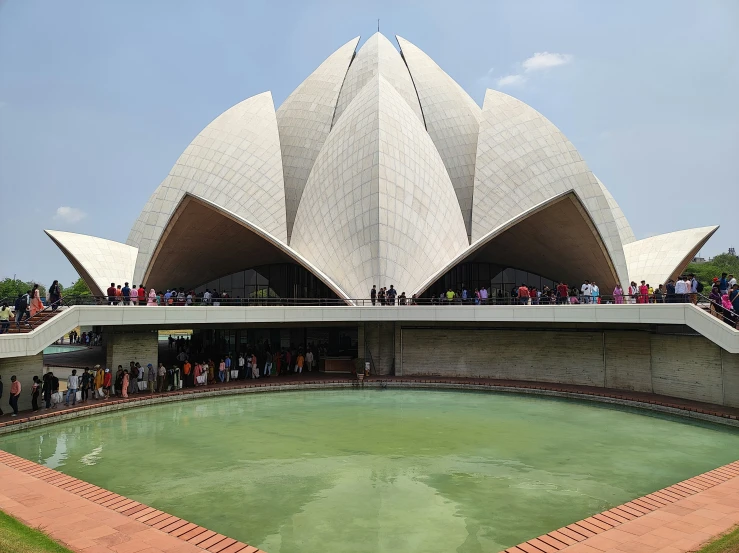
[45,230,138,296]
[127,91,287,283]
[415,191,622,296]
[291,74,468,300]
[332,33,423,127]
[624,226,718,286]
[276,36,360,243]
[472,88,629,286]
[396,35,481,240]
[597,177,636,246]
[144,193,352,301]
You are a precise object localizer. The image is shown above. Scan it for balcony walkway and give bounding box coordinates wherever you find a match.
[2,303,739,359]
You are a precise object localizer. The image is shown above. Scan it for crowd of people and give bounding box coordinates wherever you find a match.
[0,280,62,332]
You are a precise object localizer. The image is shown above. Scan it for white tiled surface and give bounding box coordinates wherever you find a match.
[127,91,287,283]
[332,33,423,127]
[291,74,468,300]
[2,303,739,359]
[45,231,138,296]
[624,226,718,285]
[396,35,481,240]
[596,176,636,245]
[276,36,359,243]
[472,89,629,286]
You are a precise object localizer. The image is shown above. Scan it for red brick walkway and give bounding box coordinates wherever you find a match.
[0,451,263,553]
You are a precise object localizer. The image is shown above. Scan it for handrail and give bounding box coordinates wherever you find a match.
[0,293,722,308]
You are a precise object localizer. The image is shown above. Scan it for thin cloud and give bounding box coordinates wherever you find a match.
[497,74,526,88]
[54,206,87,224]
[522,52,573,72]
[490,51,573,90]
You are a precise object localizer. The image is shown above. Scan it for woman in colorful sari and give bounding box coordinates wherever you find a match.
[218,359,226,383]
[147,288,157,306]
[638,281,649,304]
[30,284,44,316]
[121,370,129,399]
[613,284,624,304]
[207,360,215,384]
[94,365,104,399]
[628,281,638,304]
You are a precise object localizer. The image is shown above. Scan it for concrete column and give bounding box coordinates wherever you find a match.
[0,353,44,413]
[364,322,395,375]
[105,331,158,373]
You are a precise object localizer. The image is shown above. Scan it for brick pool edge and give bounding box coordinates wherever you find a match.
[1,377,738,553]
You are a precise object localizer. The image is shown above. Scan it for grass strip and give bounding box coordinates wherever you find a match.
[0,509,73,553]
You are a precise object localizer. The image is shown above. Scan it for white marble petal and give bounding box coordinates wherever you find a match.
[45,230,138,296]
[291,75,468,300]
[624,226,718,286]
[472,88,629,286]
[277,37,360,243]
[597,177,636,246]
[332,33,423,127]
[127,91,286,283]
[396,35,481,240]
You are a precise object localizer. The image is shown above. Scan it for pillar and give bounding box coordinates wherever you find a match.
[363,322,395,375]
[105,330,159,372]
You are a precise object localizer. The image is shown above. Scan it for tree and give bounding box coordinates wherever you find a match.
[0,278,45,301]
[61,278,92,298]
[686,253,739,291]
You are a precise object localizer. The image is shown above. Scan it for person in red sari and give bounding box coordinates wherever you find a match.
[638,280,649,304]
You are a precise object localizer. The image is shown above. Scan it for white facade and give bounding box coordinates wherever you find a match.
[45,33,717,303]
[624,226,719,286]
[396,36,481,239]
[291,75,468,299]
[332,33,423,126]
[127,92,287,282]
[45,231,138,296]
[276,36,360,243]
[472,89,630,287]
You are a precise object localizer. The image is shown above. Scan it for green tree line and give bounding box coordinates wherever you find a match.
[685,253,739,291]
[0,277,91,301]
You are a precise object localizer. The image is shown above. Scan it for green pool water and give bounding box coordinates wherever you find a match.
[3,390,739,552]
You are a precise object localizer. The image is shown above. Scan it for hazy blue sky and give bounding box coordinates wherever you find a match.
[1,0,737,287]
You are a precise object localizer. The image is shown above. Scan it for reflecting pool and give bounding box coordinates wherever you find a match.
[4,390,739,552]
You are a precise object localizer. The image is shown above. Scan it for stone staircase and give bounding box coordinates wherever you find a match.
[3,309,63,334]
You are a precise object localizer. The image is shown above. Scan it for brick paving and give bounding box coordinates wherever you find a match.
[0,374,738,553]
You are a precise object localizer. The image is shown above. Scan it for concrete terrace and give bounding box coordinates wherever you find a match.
[2,302,739,359]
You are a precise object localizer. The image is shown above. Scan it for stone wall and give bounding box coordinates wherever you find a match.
[105,331,159,373]
[0,353,43,412]
[363,322,395,375]
[396,326,739,408]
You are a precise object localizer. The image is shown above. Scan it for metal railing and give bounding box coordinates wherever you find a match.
[18,292,718,307]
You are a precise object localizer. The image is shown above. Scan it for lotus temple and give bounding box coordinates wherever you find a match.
[1,33,739,553]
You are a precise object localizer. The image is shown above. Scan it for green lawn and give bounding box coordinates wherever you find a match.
[698,526,739,553]
[0,510,73,553]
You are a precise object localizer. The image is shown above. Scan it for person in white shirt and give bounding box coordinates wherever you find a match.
[728,274,737,289]
[238,354,245,379]
[305,350,314,372]
[581,281,592,304]
[65,370,79,406]
[202,290,212,305]
[675,277,687,301]
[479,287,488,305]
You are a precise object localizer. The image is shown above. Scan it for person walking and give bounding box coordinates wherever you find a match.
[103,368,112,399]
[305,349,314,372]
[370,285,377,306]
[147,364,156,393]
[80,368,91,402]
[31,375,41,411]
[157,363,167,392]
[30,284,44,316]
[94,365,104,399]
[15,291,32,329]
[9,375,21,416]
[251,353,259,379]
[296,351,305,374]
[42,372,52,408]
[121,371,129,398]
[0,303,11,334]
[48,280,62,311]
[65,369,79,406]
